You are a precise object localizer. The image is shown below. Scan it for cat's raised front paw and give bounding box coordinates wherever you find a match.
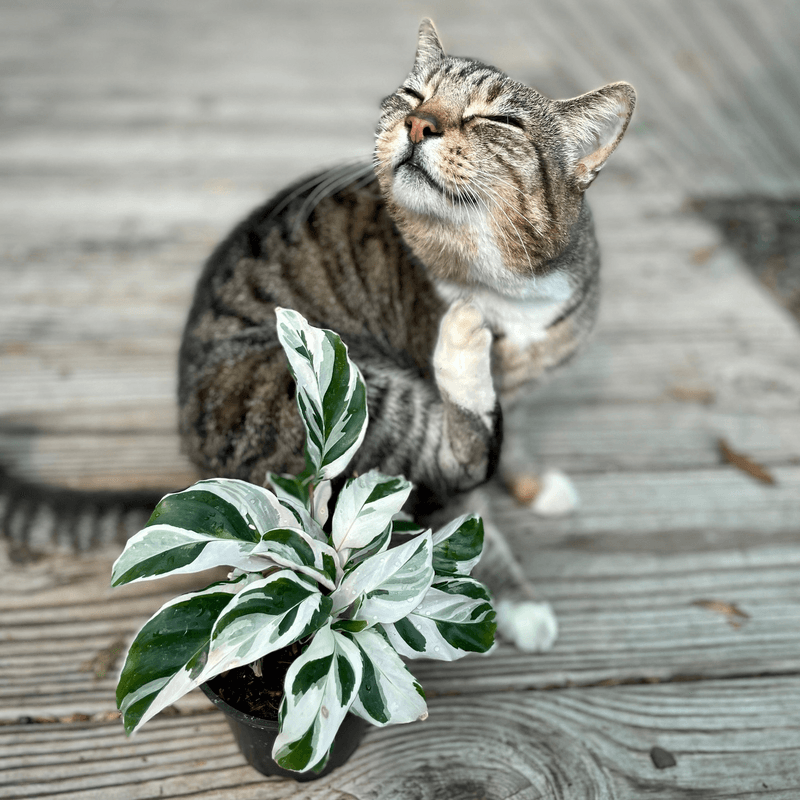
[496,599,558,653]
[433,299,494,418]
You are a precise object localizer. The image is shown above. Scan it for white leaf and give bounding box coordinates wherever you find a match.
[273,624,363,772]
[331,533,434,626]
[332,471,412,554]
[276,496,328,543]
[312,480,333,527]
[192,478,298,532]
[275,307,368,480]
[348,628,428,727]
[251,527,340,591]
[117,580,243,734]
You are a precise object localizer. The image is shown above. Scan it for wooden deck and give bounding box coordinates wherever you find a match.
[2,1,800,797]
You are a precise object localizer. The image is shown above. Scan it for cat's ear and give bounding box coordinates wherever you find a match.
[413,18,445,71]
[556,82,636,191]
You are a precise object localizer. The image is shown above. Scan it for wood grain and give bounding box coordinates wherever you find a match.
[3,528,800,718]
[3,0,800,795]
[2,679,799,799]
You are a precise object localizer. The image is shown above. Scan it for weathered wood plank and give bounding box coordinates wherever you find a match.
[4,512,800,720]
[2,678,799,799]
[3,402,797,489]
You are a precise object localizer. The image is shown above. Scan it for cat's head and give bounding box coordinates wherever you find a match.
[374,19,636,290]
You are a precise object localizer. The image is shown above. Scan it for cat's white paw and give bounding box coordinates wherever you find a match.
[530,469,579,517]
[433,299,495,419]
[496,599,558,652]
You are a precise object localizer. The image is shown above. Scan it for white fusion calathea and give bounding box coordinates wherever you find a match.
[113,307,496,774]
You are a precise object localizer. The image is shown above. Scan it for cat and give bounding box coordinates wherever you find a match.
[176,19,635,651]
[1,20,634,651]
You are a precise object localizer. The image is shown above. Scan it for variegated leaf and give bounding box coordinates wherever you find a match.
[381,576,496,661]
[251,527,340,591]
[275,495,328,543]
[311,480,332,528]
[276,307,367,480]
[117,579,243,734]
[331,533,434,626]
[111,525,274,586]
[273,624,363,773]
[200,571,331,681]
[342,523,392,574]
[347,627,427,727]
[391,517,425,536]
[331,471,412,556]
[187,478,298,533]
[267,472,311,509]
[111,478,297,586]
[431,514,484,577]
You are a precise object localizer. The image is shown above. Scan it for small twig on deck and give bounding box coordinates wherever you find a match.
[692,599,750,629]
[718,437,776,485]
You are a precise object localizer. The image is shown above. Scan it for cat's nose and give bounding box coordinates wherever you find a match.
[405,111,441,144]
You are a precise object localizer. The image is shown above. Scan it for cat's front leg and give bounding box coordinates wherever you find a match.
[434,299,495,424]
[494,335,581,518]
[433,299,501,489]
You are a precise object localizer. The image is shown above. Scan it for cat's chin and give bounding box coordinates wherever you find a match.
[391,165,473,224]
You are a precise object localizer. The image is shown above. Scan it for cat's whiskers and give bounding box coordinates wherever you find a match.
[468,174,535,275]
[290,162,375,238]
[479,154,554,237]
[272,159,366,220]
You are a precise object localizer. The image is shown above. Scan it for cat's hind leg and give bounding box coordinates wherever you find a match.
[503,464,580,518]
[466,489,558,653]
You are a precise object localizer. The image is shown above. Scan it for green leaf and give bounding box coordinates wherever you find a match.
[201,571,332,682]
[431,514,484,577]
[275,307,368,481]
[332,471,412,556]
[347,627,427,727]
[272,624,363,772]
[275,497,328,543]
[381,576,496,661]
[331,533,434,626]
[116,580,241,734]
[151,479,295,539]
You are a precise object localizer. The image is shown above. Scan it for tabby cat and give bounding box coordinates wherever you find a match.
[177,20,635,651]
[0,20,634,650]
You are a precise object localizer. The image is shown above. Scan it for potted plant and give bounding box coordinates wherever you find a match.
[112,308,497,780]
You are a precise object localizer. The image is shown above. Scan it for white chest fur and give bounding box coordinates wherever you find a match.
[434,271,574,346]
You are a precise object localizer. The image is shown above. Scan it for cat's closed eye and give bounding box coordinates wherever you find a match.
[399,86,425,103]
[465,114,526,131]
[481,115,525,130]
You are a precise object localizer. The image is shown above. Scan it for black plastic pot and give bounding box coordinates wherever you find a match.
[201,681,366,782]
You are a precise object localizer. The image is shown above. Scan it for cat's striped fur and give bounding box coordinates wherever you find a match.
[2,21,634,647]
